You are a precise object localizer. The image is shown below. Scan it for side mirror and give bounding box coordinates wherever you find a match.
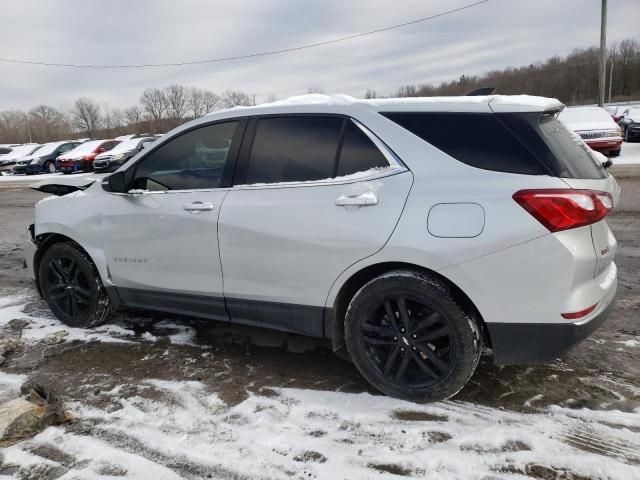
[102,171,127,193]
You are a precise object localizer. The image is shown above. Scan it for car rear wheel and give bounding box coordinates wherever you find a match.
[345,271,482,402]
[610,148,621,157]
[44,161,56,173]
[39,241,113,328]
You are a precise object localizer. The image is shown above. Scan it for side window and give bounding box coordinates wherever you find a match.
[336,121,389,177]
[245,116,343,184]
[58,143,73,153]
[133,121,238,191]
[382,112,549,175]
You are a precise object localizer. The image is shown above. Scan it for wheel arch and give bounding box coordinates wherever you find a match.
[327,261,491,354]
[33,231,118,306]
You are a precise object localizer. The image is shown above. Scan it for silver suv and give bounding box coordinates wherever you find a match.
[25,94,619,402]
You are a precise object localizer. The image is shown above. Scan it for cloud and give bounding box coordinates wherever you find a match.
[1,0,638,110]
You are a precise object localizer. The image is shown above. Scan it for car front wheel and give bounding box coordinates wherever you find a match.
[345,271,482,402]
[44,161,56,173]
[39,241,113,328]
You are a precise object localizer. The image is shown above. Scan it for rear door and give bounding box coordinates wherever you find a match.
[218,115,412,336]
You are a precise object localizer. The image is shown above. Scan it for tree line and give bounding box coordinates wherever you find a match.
[0,86,254,144]
[2,39,639,144]
[367,39,640,105]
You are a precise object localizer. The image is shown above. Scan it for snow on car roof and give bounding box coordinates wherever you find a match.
[67,140,111,155]
[207,94,564,116]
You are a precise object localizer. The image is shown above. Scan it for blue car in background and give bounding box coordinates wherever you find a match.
[13,140,82,174]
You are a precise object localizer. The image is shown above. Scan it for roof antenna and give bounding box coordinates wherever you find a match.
[465,87,496,96]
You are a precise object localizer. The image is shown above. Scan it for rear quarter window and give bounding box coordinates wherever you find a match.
[383,111,607,179]
[382,112,551,175]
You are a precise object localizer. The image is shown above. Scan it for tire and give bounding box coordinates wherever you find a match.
[345,270,482,402]
[39,241,113,328]
[44,161,56,174]
[610,148,621,157]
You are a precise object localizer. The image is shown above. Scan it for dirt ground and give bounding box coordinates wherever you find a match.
[0,166,639,478]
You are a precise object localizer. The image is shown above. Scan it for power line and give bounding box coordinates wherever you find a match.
[0,1,489,69]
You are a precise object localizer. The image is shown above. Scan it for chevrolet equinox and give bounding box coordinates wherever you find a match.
[24,94,619,402]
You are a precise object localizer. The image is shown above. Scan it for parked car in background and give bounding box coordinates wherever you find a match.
[0,144,21,155]
[56,139,120,174]
[13,140,83,174]
[619,107,640,142]
[604,105,628,123]
[93,136,156,173]
[0,144,41,173]
[26,94,618,402]
[559,106,622,156]
[115,133,155,141]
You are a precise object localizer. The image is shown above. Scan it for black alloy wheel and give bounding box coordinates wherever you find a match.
[39,241,112,328]
[345,271,482,402]
[360,296,454,388]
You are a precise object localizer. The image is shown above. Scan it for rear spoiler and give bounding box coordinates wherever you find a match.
[465,87,496,96]
[31,180,96,196]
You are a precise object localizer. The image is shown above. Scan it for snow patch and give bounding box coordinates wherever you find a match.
[3,381,638,479]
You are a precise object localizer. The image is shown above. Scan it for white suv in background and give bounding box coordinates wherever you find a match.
[25,94,619,402]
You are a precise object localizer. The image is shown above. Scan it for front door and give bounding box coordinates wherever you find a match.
[101,119,245,320]
[219,116,413,336]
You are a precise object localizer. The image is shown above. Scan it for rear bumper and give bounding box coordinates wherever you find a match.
[585,138,622,151]
[487,274,617,365]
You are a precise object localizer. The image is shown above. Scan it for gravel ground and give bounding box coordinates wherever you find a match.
[0,163,639,479]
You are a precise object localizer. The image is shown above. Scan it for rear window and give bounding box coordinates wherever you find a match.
[537,115,606,179]
[382,112,550,175]
[382,111,606,179]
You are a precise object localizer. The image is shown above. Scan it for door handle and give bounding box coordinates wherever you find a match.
[183,201,214,213]
[335,191,378,207]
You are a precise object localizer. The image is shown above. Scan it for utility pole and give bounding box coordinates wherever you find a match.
[598,0,607,106]
[608,57,614,103]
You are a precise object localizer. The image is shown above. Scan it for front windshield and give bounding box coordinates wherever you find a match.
[4,144,41,158]
[627,107,640,118]
[33,142,63,156]
[109,138,147,154]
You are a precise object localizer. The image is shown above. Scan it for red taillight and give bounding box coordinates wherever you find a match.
[561,303,598,319]
[513,189,612,232]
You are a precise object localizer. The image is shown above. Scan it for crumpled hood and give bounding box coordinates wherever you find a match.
[31,174,102,196]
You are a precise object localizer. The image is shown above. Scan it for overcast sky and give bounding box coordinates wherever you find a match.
[1,0,638,111]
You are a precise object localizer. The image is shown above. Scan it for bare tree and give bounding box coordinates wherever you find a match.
[202,89,221,113]
[103,106,124,133]
[307,86,325,94]
[140,88,166,132]
[267,94,278,103]
[28,105,68,142]
[0,110,29,143]
[221,89,252,108]
[164,84,189,122]
[70,97,102,137]
[364,89,377,99]
[124,105,143,131]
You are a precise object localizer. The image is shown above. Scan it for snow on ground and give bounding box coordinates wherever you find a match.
[1,377,639,479]
[2,294,640,479]
[615,141,640,165]
[0,292,197,346]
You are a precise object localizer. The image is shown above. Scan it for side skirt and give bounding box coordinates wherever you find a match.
[116,287,328,338]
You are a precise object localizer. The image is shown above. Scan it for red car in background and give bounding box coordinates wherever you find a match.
[558,106,623,157]
[56,139,120,174]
